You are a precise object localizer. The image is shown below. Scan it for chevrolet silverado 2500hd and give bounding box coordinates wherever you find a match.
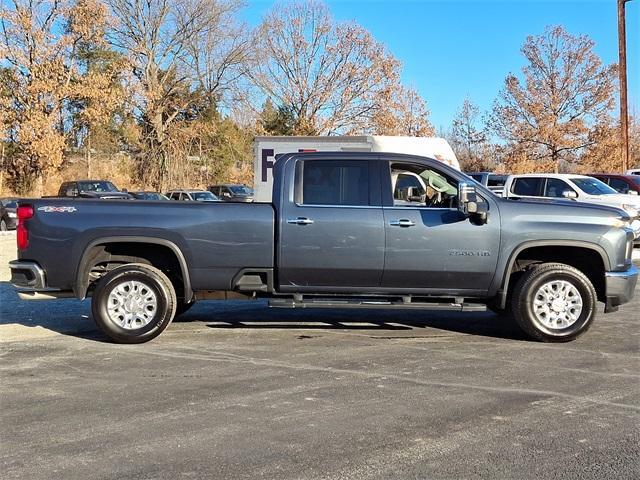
[10,152,638,343]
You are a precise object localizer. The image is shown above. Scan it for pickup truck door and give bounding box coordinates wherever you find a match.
[380,160,501,293]
[277,158,385,291]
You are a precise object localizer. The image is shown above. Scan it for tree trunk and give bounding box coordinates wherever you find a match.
[86,133,92,178]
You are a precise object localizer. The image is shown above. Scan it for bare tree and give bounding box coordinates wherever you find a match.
[0,0,119,193]
[250,0,401,135]
[367,85,433,136]
[489,25,617,172]
[451,98,489,171]
[106,0,248,187]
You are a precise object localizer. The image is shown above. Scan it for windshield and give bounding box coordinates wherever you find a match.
[192,191,218,201]
[630,177,640,186]
[138,192,168,200]
[570,177,617,195]
[78,181,118,192]
[229,185,251,195]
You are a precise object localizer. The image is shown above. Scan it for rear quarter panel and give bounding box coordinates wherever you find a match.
[18,199,274,292]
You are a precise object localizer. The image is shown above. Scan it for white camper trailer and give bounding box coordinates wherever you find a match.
[253,136,460,202]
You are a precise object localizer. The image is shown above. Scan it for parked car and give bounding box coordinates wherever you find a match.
[503,173,640,243]
[55,180,132,199]
[626,169,640,176]
[466,172,508,195]
[166,189,219,202]
[208,184,254,202]
[588,174,640,195]
[130,191,170,201]
[0,198,18,231]
[10,152,637,344]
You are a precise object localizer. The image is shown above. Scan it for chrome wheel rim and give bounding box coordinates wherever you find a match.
[107,280,158,330]
[532,280,583,330]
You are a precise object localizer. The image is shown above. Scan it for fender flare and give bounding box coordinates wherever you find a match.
[497,240,610,309]
[75,236,193,302]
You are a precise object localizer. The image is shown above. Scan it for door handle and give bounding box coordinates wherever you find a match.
[389,219,416,227]
[287,217,315,225]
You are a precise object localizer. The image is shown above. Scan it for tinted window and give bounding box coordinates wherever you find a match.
[78,181,118,192]
[512,178,543,196]
[609,178,630,194]
[229,185,251,195]
[394,173,425,202]
[487,175,507,187]
[468,173,484,183]
[192,191,217,201]
[570,177,617,195]
[630,177,640,185]
[301,161,369,206]
[544,178,575,198]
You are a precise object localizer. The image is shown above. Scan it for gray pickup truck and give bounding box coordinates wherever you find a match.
[10,152,638,344]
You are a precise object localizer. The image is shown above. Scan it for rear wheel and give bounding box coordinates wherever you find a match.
[91,264,176,343]
[511,263,596,342]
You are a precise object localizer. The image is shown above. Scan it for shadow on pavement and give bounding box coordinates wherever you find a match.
[0,281,106,342]
[181,301,529,341]
[1,280,528,342]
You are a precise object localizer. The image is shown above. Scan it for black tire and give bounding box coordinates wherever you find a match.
[175,300,195,317]
[511,262,597,342]
[91,264,177,344]
[0,219,7,231]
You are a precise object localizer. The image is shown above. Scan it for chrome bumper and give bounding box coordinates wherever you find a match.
[9,260,72,300]
[604,265,638,311]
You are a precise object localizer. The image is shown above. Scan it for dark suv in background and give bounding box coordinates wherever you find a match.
[208,184,254,202]
[0,198,17,231]
[57,180,132,199]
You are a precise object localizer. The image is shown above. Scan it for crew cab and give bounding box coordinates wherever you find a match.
[10,152,638,344]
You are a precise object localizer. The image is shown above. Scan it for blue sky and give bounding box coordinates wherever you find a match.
[243,0,639,131]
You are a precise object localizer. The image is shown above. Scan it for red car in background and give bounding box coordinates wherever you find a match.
[588,174,640,195]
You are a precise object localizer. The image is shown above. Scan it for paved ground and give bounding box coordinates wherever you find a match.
[1,234,639,480]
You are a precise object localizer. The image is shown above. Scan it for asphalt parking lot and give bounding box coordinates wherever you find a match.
[1,233,639,480]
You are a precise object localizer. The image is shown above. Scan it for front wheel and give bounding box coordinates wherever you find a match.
[91,264,177,343]
[511,263,597,342]
[0,219,7,231]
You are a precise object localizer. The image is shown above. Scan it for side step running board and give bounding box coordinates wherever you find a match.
[268,297,486,312]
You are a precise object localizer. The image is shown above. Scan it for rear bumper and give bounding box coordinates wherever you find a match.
[604,265,638,312]
[9,260,72,300]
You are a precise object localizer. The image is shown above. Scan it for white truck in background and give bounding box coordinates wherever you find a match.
[253,136,460,202]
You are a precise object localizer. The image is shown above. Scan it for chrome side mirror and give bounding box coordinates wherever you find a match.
[458,182,478,216]
[458,181,488,224]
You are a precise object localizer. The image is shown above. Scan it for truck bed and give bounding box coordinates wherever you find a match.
[18,199,275,293]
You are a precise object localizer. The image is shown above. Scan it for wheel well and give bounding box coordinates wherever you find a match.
[506,246,605,301]
[79,242,189,301]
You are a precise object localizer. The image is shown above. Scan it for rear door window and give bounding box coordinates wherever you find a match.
[609,178,630,194]
[299,160,369,206]
[512,177,543,196]
[544,178,575,198]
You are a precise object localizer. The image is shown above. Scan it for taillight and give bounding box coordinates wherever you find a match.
[17,204,34,250]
